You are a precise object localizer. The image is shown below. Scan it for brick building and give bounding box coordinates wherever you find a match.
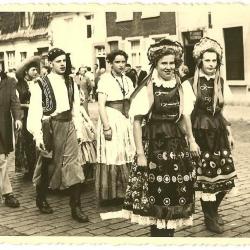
[105,12,177,72]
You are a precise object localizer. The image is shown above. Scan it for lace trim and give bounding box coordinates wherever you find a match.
[100,209,193,229]
[196,187,238,201]
[152,70,176,88]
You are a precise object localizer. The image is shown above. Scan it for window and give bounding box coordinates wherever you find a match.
[116,12,133,22]
[6,51,15,69]
[141,11,160,19]
[130,40,141,67]
[153,37,165,43]
[223,26,244,80]
[85,15,93,38]
[20,12,31,28]
[0,52,4,72]
[87,24,92,38]
[109,41,119,51]
[85,15,92,20]
[20,52,27,62]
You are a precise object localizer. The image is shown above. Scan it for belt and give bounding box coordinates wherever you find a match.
[106,99,130,118]
[51,110,72,121]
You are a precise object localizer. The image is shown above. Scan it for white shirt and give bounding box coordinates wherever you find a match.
[97,72,134,101]
[27,72,82,142]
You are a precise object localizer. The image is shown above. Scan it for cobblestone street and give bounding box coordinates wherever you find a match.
[0,103,249,237]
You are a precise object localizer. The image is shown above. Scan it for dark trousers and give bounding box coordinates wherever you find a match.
[36,157,50,200]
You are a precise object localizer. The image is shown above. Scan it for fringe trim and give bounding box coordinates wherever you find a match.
[100,209,193,229]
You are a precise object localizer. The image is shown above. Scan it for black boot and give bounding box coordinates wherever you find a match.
[201,200,224,234]
[36,157,53,214]
[69,184,89,223]
[150,225,175,237]
[214,192,226,225]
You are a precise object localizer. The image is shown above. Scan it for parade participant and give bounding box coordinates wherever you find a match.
[0,71,22,208]
[27,48,89,222]
[96,50,135,206]
[101,39,199,237]
[74,66,92,114]
[15,56,40,180]
[188,37,237,233]
[78,85,97,182]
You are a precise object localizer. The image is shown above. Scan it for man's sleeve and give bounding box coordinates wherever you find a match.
[10,78,23,121]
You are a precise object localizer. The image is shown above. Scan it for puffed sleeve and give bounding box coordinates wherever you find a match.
[129,86,152,117]
[182,80,196,115]
[223,81,233,104]
[27,83,43,142]
[96,74,109,96]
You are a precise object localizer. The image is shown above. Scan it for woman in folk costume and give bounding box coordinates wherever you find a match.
[95,50,135,205]
[78,87,97,181]
[101,39,200,237]
[188,37,237,234]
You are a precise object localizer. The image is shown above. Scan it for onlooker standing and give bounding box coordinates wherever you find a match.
[74,66,92,114]
[179,64,190,82]
[135,65,147,86]
[125,64,138,88]
[15,56,40,180]
[0,71,22,208]
[40,66,50,77]
[85,66,95,102]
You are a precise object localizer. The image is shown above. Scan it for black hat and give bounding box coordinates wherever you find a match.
[48,48,66,62]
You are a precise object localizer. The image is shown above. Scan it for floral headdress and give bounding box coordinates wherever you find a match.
[147,38,183,67]
[193,37,223,66]
[192,37,224,114]
[129,39,184,121]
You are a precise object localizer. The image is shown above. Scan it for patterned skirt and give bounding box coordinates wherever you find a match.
[101,134,196,230]
[192,112,237,201]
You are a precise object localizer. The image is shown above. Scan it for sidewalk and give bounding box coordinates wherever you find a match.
[0,104,249,237]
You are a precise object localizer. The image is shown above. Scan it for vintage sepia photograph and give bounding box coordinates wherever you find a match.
[0,3,249,243]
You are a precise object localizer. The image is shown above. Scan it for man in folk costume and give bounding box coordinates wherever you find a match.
[186,37,237,233]
[0,71,22,208]
[27,48,89,222]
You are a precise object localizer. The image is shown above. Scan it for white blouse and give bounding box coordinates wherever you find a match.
[27,72,82,142]
[97,72,134,101]
[129,71,195,118]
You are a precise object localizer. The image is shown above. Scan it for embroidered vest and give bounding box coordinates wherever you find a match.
[189,77,224,114]
[37,75,74,116]
[151,84,181,122]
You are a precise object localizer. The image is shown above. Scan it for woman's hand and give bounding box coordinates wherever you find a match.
[103,127,112,141]
[137,153,147,167]
[228,134,234,150]
[189,141,201,158]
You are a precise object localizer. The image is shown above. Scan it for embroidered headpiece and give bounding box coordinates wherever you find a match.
[193,37,223,64]
[192,37,224,115]
[48,48,66,62]
[147,39,183,67]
